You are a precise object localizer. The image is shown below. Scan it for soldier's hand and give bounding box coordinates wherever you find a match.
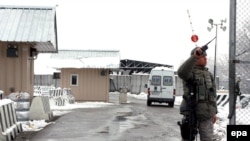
[212,115,217,124]
[193,47,204,58]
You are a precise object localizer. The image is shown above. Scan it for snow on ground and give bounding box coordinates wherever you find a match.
[17,92,250,141]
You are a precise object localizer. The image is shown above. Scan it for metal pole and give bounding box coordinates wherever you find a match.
[229,0,237,125]
[207,18,226,90]
[214,25,218,80]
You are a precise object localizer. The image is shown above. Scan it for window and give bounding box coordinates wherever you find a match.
[151,76,161,85]
[163,76,173,86]
[70,74,79,86]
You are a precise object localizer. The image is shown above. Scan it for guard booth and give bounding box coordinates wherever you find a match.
[0,5,58,98]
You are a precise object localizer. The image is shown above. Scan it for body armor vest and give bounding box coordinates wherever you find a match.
[180,67,217,119]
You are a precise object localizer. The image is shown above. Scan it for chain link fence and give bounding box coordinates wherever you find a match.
[229,0,250,125]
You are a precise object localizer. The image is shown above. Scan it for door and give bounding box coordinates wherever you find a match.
[162,75,174,99]
[150,75,162,98]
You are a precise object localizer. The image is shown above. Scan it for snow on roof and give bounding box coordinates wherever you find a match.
[152,66,174,71]
[49,50,120,69]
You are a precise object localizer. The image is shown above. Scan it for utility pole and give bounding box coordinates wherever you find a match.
[207,18,227,80]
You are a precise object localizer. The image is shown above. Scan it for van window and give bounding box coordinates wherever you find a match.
[163,76,173,86]
[151,75,161,85]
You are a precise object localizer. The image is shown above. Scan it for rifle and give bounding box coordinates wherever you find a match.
[178,79,198,140]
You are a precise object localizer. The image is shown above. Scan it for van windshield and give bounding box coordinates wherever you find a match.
[163,76,173,86]
[151,76,161,85]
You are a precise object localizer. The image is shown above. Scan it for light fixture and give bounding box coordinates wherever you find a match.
[208,19,214,24]
[53,72,60,79]
[29,47,38,60]
[100,69,106,76]
[207,27,212,32]
[221,26,226,31]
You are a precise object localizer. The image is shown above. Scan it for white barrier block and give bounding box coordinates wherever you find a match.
[0,99,22,141]
[16,111,30,121]
[49,88,74,106]
[217,93,229,107]
[29,97,53,121]
[119,88,127,104]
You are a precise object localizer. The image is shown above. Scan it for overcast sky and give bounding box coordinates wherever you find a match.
[1,0,230,70]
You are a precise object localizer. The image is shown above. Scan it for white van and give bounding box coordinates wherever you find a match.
[145,66,176,107]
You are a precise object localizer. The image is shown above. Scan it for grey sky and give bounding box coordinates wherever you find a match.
[1,0,229,70]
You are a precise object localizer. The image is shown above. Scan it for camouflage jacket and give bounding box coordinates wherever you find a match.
[177,56,217,120]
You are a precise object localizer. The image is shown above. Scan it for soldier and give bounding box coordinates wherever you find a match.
[235,76,241,96]
[177,47,217,141]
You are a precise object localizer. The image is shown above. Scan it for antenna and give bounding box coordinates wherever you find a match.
[187,10,198,46]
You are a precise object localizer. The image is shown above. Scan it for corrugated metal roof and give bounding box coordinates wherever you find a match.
[0,5,58,53]
[49,50,120,69]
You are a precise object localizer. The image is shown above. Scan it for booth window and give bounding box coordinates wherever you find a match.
[70,74,79,86]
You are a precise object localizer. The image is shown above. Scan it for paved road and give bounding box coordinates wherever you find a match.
[15,94,183,141]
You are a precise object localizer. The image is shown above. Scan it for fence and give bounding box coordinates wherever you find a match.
[110,74,185,96]
[34,75,60,87]
[110,74,149,94]
[228,0,250,125]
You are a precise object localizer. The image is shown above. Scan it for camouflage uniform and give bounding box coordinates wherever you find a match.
[177,55,217,141]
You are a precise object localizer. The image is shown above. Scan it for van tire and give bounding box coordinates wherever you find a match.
[147,100,152,106]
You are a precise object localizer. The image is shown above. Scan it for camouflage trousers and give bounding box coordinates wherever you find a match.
[182,118,214,141]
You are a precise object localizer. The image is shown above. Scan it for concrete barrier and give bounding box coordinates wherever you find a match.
[33,85,42,96]
[50,88,63,97]
[49,89,65,106]
[119,88,127,104]
[34,86,55,96]
[29,96,53,121]
[51,97,65,106]
[0,99,23,141]
[8,92,30,121]
[217,93,229,107]
[216,92,249,108]
[34,86,75,107]
[239,94,250,108]
[63,88,75,104]
[49,88,75,106]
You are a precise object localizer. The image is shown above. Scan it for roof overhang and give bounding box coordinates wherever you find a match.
[0,5,58,53]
